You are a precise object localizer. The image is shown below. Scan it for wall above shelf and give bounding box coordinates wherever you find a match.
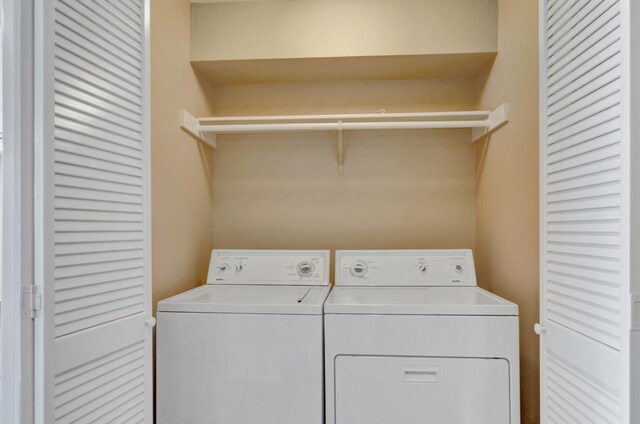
[179,104,509,174]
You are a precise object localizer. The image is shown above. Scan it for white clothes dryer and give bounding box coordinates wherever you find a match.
[324,249,520,424]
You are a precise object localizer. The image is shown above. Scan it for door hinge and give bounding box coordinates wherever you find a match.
[632,294,640,331]
[21,285,42,319]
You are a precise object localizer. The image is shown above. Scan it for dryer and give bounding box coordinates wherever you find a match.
[324,249,520,424]
[157,250,330,424]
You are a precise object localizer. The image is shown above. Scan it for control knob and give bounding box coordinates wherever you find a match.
[297,261,315,277]
[350,261,368,278]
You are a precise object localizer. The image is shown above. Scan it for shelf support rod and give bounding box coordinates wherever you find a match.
[338,120,344,175]
[199,120,488,133]
[181,103,510,150]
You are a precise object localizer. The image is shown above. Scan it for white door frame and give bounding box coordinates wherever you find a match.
[2,0,35,423]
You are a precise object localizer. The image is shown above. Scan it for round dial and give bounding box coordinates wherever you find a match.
[455,264,463,273]
[417,263,428,275]
[350,261,368,278]
[297,261,315,277]
[235,263,244,273]
[218,263,230,273]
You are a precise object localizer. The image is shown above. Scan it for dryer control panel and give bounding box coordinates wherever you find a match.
[207,250,330,286]
[336,250,477,287]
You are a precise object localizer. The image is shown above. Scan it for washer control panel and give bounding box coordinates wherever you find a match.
[336,250,476,287]
[207,250,329,286]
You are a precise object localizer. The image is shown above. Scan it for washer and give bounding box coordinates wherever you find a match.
[324,249,520,424]
[157,250,330,424]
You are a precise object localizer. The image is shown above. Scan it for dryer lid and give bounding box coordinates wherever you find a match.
[324,286,518,316]
[157,284,331,315]
[206,249,330,286]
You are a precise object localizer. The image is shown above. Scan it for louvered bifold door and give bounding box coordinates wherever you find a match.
[540,0,633,423]
[34,0,153,422]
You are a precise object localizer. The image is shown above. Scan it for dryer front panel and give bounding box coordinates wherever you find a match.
[334,356,510,424]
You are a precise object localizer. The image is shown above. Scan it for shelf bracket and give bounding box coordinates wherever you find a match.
[180,109,217,148]
[337,120,344,175]
[471,103,509,143]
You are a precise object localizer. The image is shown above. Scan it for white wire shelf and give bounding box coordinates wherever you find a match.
[180,104,509,173]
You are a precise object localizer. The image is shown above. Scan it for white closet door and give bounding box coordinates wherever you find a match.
[540,0,636,422]
[34,0,152,422]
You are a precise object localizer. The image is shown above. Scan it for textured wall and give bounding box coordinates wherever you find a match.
[474,0,540,422]
[150,0,216,309]
[211,79,478,274]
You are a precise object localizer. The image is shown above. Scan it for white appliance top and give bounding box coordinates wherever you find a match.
[158,250,331,314]
[206,249,330,286]
[324,286,517,315]
[335,249,477,287]
[157,284,331,315]
[327,249,517,316]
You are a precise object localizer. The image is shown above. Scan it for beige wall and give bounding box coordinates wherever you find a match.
[212,79,478,270]
[474,0,540,423]
[191,0,497,61]
[151,0,216,310]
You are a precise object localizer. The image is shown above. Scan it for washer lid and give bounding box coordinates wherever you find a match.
[157,284,331,315]
[324,286,518,316]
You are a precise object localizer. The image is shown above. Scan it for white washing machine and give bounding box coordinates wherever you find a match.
[324,249,520,424]
[157,250,331,424]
